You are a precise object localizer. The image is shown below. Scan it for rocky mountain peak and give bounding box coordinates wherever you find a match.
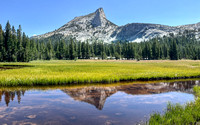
[92,8,107,27]
[95,8,106,19]
[33,8,200,43]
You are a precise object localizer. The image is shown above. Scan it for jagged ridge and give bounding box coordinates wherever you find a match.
[33,8,200,42]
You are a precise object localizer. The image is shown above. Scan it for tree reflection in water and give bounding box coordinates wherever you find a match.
[0,90,25,106]
[0,80,199,109]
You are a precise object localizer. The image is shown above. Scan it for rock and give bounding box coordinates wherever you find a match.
[32,8,200,43]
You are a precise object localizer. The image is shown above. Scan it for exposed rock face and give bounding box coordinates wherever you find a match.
[32,8,200,42]
[32,8,200,43]
[34,8,117,42]
[91,8,107,27]
[113,23,178,42]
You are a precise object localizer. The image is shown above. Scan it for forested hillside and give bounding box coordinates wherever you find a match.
[1,21,200,62]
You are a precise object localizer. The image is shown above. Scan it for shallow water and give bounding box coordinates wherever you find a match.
[0,80,199,125]
[0,65,33,70]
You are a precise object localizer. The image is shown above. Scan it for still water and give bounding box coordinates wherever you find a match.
[0,80,199,125]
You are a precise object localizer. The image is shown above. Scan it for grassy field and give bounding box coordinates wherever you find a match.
[149,86,200,125]
[1,60,200,86]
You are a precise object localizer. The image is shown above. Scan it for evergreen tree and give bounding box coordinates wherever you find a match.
[65,43,70,59]
[30,39,38,60]
[90,44,95,57]
[163,44,168,59]
[116,42,122,59]
[54,41,60,59]
[17,25,23,62]
[11,26,17,62]
[22,34,31,62]
[101,42,107,59]
[69,38,76,60]
[0,24,5,62]
[81,42,86,59]
[86,41,90,59]
[146,43,152,60]
[40,42,46,60]
[110,43,116,57]
[2,21,200,62]
[152,40,160,60]
[59,40,66,59]
[45,39,53,60]
[5,21,12,61]
[77,41,82,59]
[130,43,136,59]
[169,40,178,60]
[94,41,98,56]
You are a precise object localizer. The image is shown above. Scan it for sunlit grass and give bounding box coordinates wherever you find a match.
[148,86,200,125]
[0,60,200,86]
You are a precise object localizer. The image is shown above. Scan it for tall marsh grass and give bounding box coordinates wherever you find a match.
[149,86,200,125]
[0,60,200,86]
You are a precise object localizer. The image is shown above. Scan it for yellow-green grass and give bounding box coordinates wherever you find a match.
[0,60,200,86]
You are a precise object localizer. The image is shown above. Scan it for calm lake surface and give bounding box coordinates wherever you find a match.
[0,80,199,125]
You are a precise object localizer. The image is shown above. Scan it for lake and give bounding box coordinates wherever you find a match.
[0,80,198,125]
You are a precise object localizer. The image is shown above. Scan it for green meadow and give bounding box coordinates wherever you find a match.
[149,86,200,125]
[1,60,200,86]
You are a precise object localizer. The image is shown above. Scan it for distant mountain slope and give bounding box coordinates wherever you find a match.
[33,8,117,42]
[33,8,200,42]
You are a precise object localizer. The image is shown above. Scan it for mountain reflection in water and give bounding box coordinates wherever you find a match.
[0,80,199,109]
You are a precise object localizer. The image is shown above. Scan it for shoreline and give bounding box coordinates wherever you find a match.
[0,76,200,87]
[0,77,198,90]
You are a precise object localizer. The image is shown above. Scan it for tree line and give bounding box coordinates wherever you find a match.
[1,21,200,62]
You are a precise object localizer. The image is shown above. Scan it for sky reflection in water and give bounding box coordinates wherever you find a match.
[0,80,198,125]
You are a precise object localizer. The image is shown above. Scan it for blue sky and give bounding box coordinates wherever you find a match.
[1,0,200,37]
